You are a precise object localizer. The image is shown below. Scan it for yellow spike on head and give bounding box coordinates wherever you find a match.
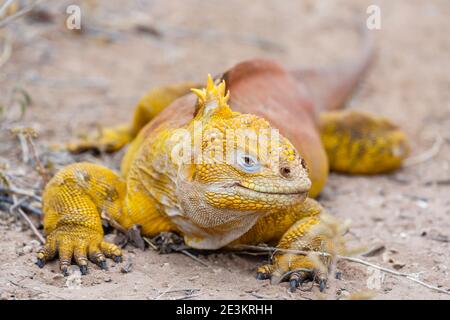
[191,74,230,115]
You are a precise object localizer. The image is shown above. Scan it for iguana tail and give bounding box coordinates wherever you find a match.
[290,25,375,112]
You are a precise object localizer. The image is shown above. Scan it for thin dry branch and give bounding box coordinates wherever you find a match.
[10,196,44,243]
[0,195,42,215]
[0,32,12,68]
[0,0,14,17]
[342,256,449,295]
[404,133,444,167]
[0,185,41,202]
[0,0,45,28]
[229,244,450,296]
[11,128,50,184]
[154,284,174,300]
[24,130,50,184]
[172,293,201,300]
[230,244,331,258]
[9,279,66,299]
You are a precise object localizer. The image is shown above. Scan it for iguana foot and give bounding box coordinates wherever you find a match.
[66,125,132,154]
[36,226,123,276]
[319,110,410,174]
[256,253,328,292]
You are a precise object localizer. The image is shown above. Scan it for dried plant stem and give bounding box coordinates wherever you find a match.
[0,0,45,28]
[24,133,50,184]
[0,195,42,215]
[17,133,29,163]
[10,196,45,243]
[173,293,201,300]
[154,284,174,300]
[342,256,449,295]
[230,244,331,258]
[179,249,209,267]
[0,0,14,17]
[12,128,50,184]
[0,32,12,68]
[0,185,41,202]
[404,134,443,167]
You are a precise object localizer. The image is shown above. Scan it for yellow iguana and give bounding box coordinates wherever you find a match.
[37,44,410,292]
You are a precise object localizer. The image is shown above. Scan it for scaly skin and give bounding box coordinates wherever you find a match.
[38,59,410,292]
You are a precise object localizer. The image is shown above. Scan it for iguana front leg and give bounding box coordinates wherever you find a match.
[67,82,197,153]
[244,199,344,292]
[37,163,131,275]
[257,215,331,292]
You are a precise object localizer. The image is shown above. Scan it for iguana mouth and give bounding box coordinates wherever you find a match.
[234,183,308,196]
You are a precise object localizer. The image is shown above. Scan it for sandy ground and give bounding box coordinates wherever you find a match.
[0,0,449,300]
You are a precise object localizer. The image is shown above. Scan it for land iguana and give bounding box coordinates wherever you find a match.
[36,36,410,292]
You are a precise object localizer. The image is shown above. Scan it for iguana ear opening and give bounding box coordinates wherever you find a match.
[192,74,232,120]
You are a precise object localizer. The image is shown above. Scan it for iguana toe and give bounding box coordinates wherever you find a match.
[36,228,123,276]
[256,254,328,292]
[288,270,311,292]
[79,265,88,275]
[66,125,132,154]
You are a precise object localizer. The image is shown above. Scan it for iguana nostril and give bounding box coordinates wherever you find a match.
[280,166,291,178]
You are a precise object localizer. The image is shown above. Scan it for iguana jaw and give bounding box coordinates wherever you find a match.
[173,176,309,249]
[234,182,308,196]
[228,183,308,207]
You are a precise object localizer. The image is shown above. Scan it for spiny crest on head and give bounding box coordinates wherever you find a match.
[192,74,230,116]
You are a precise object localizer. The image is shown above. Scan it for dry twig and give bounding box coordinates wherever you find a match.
[404,133,444,167]
[0,0,46,28]
[11,128,50,184]
[0,195,42,215]
[0,0,15,17]
[229,244,450,296]
[0,185,41,202]
[0,31,12,68]
[10,196,44,243]
[172,293,201,300]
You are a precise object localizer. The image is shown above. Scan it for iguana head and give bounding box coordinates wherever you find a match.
[171,75,311,248]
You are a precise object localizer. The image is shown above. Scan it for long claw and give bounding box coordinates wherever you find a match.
[99,260,108,270]
[319,279,326,292]
[289,279,298,292]
[79,265,88,275]
[256,272,270,280]
[61,265,70,277]
[36,258,45,268]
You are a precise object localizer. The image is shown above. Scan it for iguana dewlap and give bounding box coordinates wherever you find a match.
[38,54,410,291]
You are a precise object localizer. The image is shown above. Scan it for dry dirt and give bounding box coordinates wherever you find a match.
[0,0,449,300]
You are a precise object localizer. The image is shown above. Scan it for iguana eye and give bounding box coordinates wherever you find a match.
[236,152,260,173]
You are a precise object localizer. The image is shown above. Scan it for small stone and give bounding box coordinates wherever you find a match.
[415,199,428,209]
[28,240,41,248]
[15,248,25,256]
[65,269,82,289]
[393,263,406,270]
[22,245,33,254]
[120,261,133,274]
